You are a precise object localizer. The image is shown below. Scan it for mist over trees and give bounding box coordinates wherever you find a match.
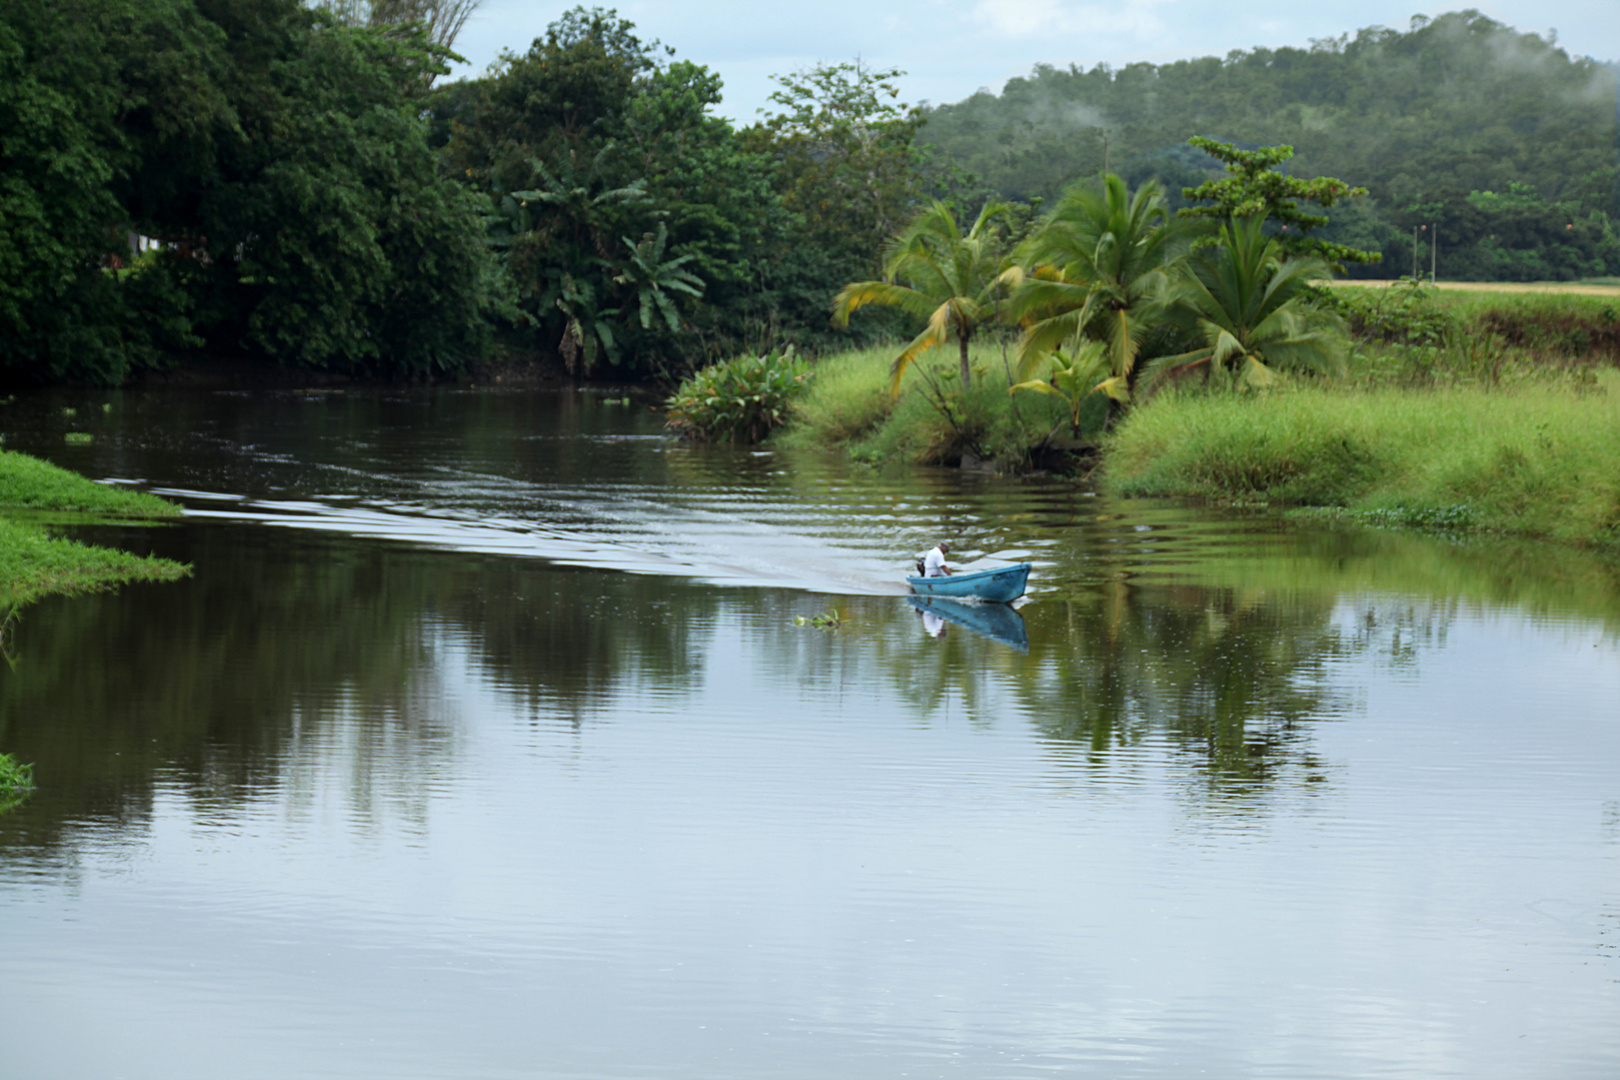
[0,3,1615,387]
[919,10,1619,281]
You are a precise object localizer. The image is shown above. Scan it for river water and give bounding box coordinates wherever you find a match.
[0,386,1616,1080]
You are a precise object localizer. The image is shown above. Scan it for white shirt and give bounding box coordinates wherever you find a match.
[923,546,949,577]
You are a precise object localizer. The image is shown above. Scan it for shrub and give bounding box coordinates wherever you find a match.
[665,346,811,444]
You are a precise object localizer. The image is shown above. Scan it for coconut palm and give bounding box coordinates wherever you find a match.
[831,199,1015,395]
[1010,175,1193,394]
[1143,215,1348,390]
[1008,339,1116,436]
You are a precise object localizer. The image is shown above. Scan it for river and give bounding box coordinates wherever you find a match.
[1,385,1617,1079]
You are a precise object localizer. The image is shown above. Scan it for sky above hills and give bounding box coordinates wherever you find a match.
[445,1,1618,123]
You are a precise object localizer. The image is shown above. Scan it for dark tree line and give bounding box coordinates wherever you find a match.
[0,1,929,385]
[1,0,503,384]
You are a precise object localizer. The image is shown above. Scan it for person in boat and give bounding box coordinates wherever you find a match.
[921,541,952,577]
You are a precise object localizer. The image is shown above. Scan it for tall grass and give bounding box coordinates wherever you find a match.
[1108,375,1620,548]
[778,342,1077,468]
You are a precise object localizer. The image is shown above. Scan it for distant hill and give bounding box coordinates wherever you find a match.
[919,10,1619,280]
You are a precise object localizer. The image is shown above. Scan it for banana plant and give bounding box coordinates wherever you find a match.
[554,273,621,372]
[613,222,705,331]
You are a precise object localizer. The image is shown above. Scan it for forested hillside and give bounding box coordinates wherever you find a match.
[921,11,1619,280]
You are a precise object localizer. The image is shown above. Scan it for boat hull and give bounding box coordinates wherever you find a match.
[906,563,1030,603]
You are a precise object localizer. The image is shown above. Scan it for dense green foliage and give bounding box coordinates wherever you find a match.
[0,752,31,791]
[1144,216,1348,389]
[920,11,1619,281]
[1324,284,1620,381]
[0,0,504,384]
[778,343,1075,467]
[440,9,785,375]
[664,347,810,443]
[1011,175,1193,400]
[0,750,32,815]
[1180,138,1376,268]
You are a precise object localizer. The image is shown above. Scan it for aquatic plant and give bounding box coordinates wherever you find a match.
[0,751,33,815]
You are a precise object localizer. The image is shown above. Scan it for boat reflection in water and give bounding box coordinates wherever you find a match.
[907,595,1029,651]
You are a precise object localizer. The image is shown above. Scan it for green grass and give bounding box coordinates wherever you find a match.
[0,450,180,518]
[0,450,189,606]
[0,517,190,607]
[778,341,1079,468]
[1106,376,1620,548]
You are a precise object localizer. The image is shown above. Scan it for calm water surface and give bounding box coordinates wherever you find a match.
[1,387,1617,1080]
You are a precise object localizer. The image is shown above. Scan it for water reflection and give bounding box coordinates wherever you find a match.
[0,387,1617,1079]
[908,596,1029,650]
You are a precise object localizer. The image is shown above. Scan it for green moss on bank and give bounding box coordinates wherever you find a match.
[1106,378,1620,548]
[0,450,189,606]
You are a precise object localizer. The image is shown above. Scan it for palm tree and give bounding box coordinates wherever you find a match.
[831,199,1014,395]
[1142,215,1348,390]
[1008,339,1116,436]
[1010,175,1192,395]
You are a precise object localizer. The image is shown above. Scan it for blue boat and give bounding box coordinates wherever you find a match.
[906,562,1031,603]
[908,596,1029,651]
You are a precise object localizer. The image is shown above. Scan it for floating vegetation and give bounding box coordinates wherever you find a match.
[0,751,33,816]
[793,611,845,630]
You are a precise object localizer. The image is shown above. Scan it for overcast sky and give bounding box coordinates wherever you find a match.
[444,1,1619,124]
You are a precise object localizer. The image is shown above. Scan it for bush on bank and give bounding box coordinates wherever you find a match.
[1105,379,1620,548]
[664,347,812,443]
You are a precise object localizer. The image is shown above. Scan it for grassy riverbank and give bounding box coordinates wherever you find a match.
[0,450,189,607]
[1106,376,1620,548]
[777,342,1076,467]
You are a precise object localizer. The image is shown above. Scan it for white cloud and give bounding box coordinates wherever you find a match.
[969,0,1173,40]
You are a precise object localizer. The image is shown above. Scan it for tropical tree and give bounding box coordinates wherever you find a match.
[832,199,1015,395]
[1181,137,1379,269]
[613,222,705,331]
[758,59,926,273]
[1008,339,1114,436]
[503,148,648,370]
[1010,174,1193,399]
[1143,215,1348,390]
